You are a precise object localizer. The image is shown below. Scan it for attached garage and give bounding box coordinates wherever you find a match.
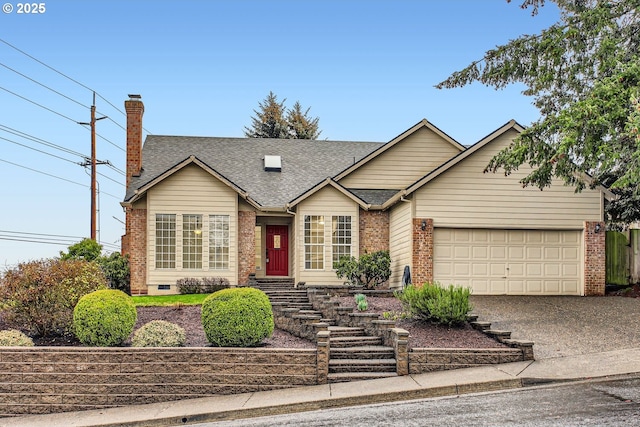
[433,228,582,295]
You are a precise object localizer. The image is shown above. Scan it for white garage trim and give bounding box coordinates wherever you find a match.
[433,228,583,296]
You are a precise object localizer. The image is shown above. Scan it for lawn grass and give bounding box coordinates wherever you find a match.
[132,293,209,307]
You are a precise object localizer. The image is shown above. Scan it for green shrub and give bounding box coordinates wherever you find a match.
[73,289,137,346]
[201,288,274,347]
[0,329,34,347]
[98,252,130,294]
[0,259,107,336]
[335,250,391,289]
[177,277,203,294]
[60,239,131,295]
[396,283,472,326]
[202,277,230,293]
[131,320,186,347]
[354,293,366,304]
[177,277,230,294]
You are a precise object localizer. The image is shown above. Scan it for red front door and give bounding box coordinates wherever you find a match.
[266,225,288,276]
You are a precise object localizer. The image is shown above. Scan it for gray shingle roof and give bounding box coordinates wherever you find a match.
[125,136,383,208]
[348,189,400,206]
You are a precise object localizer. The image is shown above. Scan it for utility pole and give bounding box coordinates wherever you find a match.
[79,92,107,241]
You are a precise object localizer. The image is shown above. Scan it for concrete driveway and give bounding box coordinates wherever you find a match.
[470,296,640,360]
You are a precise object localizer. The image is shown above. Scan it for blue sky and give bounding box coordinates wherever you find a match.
[0,0,559,268]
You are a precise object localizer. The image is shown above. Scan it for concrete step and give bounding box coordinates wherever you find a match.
[327,372,399,383]
[329,359,397,373]
[330,346,395,360]
[329,336,383,348]
[328,326,366,337]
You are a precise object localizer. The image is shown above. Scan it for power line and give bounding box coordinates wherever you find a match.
[0,157,87,187]
[0,37,152,135]
[0,85,125,152]
[0,61,90,110]
[0,229,85,240]
[0,134,79,165]
[0,85,78,124]
[0,157,122,199]
[0,128,124,186]
[0,124,86,158]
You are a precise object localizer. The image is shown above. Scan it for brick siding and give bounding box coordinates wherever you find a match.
[124,99,144,189]
[123,207,147,295]
[237,211,256,285]
[359,209,390,254]
[584,221,606,296]
[412,218,434,286]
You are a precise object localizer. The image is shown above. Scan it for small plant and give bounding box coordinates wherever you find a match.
[396,283,472,326]
[202,277,230,293]
[354,293,368,311]
[73,289,137,346]
[177,277,203,294]
[382,310,410,321]
[132,320,186,347]
[201,288,274,347]
[0,329,34,347]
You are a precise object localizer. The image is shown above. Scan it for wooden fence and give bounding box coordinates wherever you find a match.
[606,229,640,286]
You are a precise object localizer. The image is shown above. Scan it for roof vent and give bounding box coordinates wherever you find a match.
[264,155,282,172]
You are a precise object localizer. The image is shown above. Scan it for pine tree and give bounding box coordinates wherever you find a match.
[244,92,322,140]
[286,101,321,139]
[244,91,289,139]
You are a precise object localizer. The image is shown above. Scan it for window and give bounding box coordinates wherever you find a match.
[183,214,202,269]
[332,215,352,267]
[155,214,176,269]
[209,215,230,269]
[304,215,324,270]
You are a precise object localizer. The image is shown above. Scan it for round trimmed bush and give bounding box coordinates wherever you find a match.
[73,289,137,346]
[201,288,274,347]
[0,329,34,347]
[132,320,186,347]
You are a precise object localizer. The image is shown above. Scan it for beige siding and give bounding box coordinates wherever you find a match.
[415,129,604,229]
[295,186,360,285]
[147,164,238,293]
[339,127,462,189]
[389,200,413,289]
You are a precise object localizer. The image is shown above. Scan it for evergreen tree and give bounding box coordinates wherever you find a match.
[244,91,289,139]
[244,92,321,139]
[286,101,321,139]
[437,0,640,224]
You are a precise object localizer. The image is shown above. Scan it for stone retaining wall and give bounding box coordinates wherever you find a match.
[0,347,317,417]
[409,348,527,374]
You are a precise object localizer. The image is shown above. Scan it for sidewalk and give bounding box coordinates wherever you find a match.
[4,347,640,427]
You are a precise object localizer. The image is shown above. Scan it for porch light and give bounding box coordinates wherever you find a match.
[594,223,601,234]
[421,220,427,231]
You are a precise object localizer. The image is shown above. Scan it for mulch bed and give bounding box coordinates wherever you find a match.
[1,296,508,349]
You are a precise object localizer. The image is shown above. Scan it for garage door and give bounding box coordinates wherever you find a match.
[433,229,582,295]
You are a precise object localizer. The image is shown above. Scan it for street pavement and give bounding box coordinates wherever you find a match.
[3,295,640,427]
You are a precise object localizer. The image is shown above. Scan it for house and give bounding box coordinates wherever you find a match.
[121,96,609,296]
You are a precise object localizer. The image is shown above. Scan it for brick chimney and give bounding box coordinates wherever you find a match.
[125,94,144,188]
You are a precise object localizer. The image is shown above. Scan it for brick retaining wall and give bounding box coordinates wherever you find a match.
[0,347,317,417]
